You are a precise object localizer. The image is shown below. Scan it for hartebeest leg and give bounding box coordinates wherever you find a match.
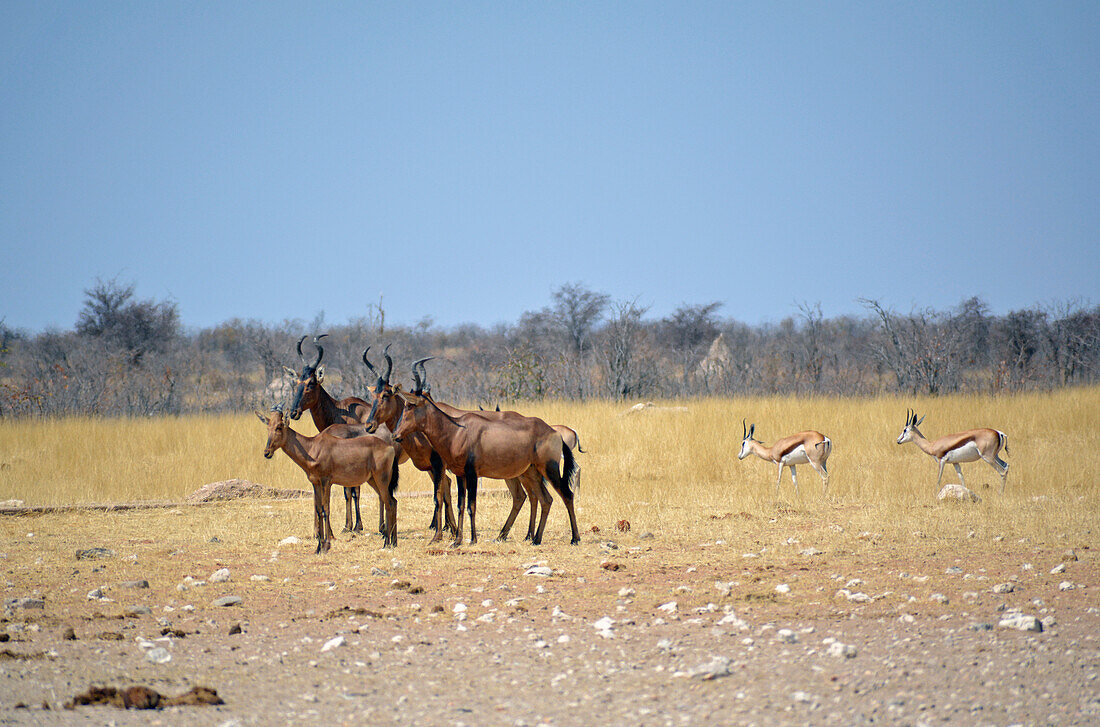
[496,478,527,542]
[452,476,466,548]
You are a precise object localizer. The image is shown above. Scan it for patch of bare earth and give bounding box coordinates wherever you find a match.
[0,500,1097,726]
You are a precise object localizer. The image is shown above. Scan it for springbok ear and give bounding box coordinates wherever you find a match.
[315,364,325,383]
[283,366,297,378]
[254,410,270,424]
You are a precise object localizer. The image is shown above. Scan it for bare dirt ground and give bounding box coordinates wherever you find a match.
[0,497,1097,726]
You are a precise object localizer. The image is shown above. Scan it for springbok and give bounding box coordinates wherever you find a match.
[896,410,1009,492]
[738,420,832,496]
[386,383,581,546]
[285,335,378,534]
[257,406,399,552]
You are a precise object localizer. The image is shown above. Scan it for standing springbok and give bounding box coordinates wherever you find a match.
[257,407,399,552]
[286,335,379,534]
[738,420,832,496]
[387,385,581,546]
[896,410,1009,492]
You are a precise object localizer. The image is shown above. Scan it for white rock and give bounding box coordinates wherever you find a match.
[826,641,857,658]
[145,647,172,664]
[210,568,230,583]
[321,635,346,652]
[278,536,300,546]
[937,484,982,502]
[998,613,1043,632]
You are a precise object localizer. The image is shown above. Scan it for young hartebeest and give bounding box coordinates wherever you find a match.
[388,386,581,546]
[285,335,379,534]
[738,420,832,496]
[896,410,1009,492]
[257,407,399,552]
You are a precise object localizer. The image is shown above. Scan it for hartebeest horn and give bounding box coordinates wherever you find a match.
[382,343,394,384]
[310,334,326,369]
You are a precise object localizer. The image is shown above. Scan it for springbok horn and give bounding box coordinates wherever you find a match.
[362,347,379,376]
[311,334,326,368]
[382,343,394,384]
[296,335,307,362]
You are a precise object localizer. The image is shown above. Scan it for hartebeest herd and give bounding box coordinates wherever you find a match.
[258,336,1010,553]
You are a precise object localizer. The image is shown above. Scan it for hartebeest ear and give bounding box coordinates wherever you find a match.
[254,410,270,425]
[315,364,325,383]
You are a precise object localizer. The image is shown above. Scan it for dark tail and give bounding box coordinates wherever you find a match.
[388,454,400,500]
[561,444,578,494]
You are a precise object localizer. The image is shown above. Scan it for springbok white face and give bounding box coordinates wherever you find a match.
[897,410,925,444]
[738,422,755,460]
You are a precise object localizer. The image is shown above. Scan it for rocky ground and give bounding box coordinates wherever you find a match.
[0,503,1097,726]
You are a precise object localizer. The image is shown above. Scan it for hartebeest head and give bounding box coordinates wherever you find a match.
[738,419,756,460]
[896,409,925,445]
[255,406,289,459]
[287,335,326,420]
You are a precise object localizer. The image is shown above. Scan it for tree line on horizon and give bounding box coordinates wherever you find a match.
[1,279,1098,417]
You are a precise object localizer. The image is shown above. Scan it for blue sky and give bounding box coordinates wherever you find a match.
[2,2,1098,332]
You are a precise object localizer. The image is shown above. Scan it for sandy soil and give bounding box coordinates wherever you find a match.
[0,501,1097,726]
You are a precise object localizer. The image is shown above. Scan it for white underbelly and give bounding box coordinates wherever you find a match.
[942,442,981,464]
[781,445,810,466]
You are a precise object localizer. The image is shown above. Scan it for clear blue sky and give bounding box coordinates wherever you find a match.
[2,2,1098,333]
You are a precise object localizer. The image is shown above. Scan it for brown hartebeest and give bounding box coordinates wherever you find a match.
[387,384,581,547]
[285,335,378,534]
[399,360,582,544]
[257,407,399,552]
[738,420,832,496]
[896,410,1009,492]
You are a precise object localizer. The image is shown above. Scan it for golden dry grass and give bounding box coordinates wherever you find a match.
[1,387,1098,554]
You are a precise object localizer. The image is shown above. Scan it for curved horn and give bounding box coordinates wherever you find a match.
[311,334,326,368]
[382,343,394,384]
[362,347,380,376]
[296,335,307,362]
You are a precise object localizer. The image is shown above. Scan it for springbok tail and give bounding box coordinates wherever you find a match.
[561,444,578,494]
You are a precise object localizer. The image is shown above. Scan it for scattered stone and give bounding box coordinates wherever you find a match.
[687,656,733,680]
[1050,563,1067,575]
[210,568,230,583]
[145,647,172,664]
[321,635,346,652]
[826,641,857,658]
[998,613,1043,632]
[992,583,1015,594]
[524,566,552,577]
[75,548,115,560]
[937,484,981,503]
[212,596,241,607]
[11,597,44,610]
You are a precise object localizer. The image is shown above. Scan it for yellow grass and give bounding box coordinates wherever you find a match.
[1,388,1098,551]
